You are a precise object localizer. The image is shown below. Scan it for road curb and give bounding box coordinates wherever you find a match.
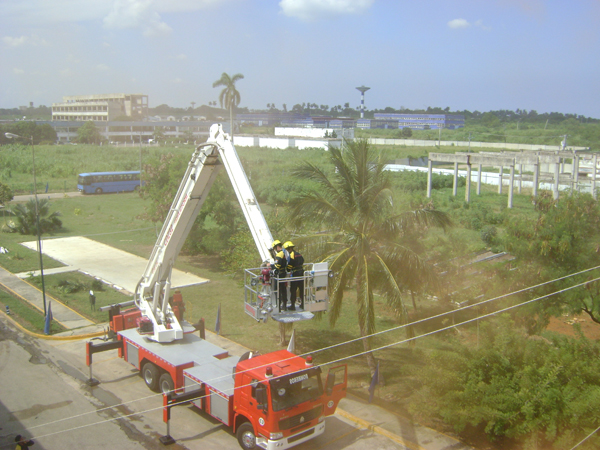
[0,310,105,340]
[336,407,426,450]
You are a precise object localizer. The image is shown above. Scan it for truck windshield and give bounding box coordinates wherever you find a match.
[269,367,323,412]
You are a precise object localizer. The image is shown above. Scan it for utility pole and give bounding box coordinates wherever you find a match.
[5,133,47,316]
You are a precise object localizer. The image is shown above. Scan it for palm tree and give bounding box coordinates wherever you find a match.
[212,72,244,137]
[9,198,62,235]
[289,139,451,373]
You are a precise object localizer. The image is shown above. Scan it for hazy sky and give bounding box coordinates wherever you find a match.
[1,0,599,117]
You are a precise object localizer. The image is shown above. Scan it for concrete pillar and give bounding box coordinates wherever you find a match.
[553,162,560,200]
[532,162,539,198]
[508,165,515,208]
[477,163,482,195]
[574,154,580,193]
[498,166,503,194]
[427,160,432,198]
[593,155,598,200]
[453,162,458,197]
[465,162,472,203]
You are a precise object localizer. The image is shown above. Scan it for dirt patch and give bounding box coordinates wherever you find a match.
[546,313,600,339]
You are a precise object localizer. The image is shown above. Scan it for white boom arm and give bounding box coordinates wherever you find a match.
[135,124,273,342]
[208,125,274,263]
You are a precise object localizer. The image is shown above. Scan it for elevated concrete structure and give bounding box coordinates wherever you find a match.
[425,149,600,207]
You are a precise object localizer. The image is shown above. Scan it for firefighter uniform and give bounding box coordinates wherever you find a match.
[284,242,304,311]
[273,248,289,311]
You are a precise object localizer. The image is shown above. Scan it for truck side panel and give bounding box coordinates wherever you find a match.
[184,370,235,427]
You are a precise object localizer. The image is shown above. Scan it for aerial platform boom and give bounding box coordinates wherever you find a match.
[135,124,329,343]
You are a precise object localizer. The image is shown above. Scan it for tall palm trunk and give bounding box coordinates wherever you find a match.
[356,279,377,376]
[278,322,293,346]
[229,102,234,139]
[359,320,377,375]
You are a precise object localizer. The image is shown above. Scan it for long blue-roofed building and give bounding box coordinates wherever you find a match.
[369,113,465,130]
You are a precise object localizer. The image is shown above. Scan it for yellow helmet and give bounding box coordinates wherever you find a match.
[272,239,282,248]
[283,241,294,249]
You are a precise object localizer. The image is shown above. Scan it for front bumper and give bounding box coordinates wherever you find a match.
[257,422,326,450]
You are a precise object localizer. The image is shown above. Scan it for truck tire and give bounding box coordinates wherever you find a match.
[236,422,257,450]
[159,372,174,394]
[95,188,103,194]
[142,362,160,392]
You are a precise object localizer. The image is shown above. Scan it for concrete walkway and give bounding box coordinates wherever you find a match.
[0,265,94,330]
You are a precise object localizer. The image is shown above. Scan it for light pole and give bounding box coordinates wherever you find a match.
[5,132,47,316]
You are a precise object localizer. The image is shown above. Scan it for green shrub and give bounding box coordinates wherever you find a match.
[56,279,88,294]
[480,225,497,245]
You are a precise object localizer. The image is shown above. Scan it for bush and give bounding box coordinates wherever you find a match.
[56,279,88,294]
[0,182,13,205]
[90,279,105,292]
[391,171,465,192]
[409,317,600,448]
[480,225,497,246]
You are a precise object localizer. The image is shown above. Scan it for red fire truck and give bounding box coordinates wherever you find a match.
[87,124,347,449]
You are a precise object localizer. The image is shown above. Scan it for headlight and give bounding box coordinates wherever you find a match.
[270,432,283,440]
[318,415,325,423]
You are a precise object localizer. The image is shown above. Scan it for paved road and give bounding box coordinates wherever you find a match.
[0,317,149,450]
[11,192,82,202]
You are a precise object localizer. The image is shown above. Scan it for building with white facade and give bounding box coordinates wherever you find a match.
[51,93,148,122]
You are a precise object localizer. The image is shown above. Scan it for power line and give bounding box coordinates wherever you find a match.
[569,424,600,450]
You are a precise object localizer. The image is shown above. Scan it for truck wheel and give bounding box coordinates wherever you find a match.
[142,362,160,392]
[95,188,103,194]
[236,422,257,450]
[159,372,174,394]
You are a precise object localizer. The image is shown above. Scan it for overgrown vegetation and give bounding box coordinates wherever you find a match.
[409,316,600,448]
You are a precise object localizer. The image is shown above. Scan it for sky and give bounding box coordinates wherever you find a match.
[1,0,599,118]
